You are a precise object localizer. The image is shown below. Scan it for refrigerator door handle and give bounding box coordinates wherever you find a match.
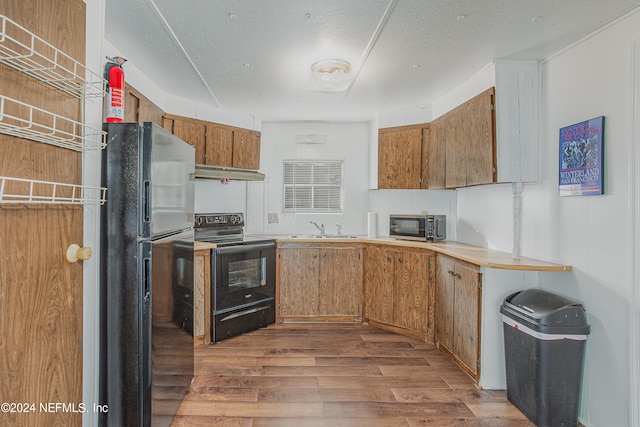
[143,257,151,300]
[143,181,151,222]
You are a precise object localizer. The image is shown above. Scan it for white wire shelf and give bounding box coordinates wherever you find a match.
[0,15,106,99]
[0,95,106,150]
[0,176,106,206]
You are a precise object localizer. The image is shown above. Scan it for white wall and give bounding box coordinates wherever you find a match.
[248,121,371,235]
[368,190,457,238]
[455,9,640,426]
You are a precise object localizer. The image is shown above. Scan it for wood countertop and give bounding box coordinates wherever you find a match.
[259,235,572,272]
[194,241,217,251]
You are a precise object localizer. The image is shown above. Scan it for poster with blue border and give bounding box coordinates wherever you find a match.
[558,116,605,196]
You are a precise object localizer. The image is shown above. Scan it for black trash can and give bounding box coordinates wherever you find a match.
[500,288,590,427]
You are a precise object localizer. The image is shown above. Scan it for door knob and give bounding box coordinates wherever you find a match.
[66,244,92,263]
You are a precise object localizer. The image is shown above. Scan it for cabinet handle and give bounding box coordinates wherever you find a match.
[448,270,454,276]
[398,257,403,263]
[455,272,461,279]
[322,252,327,257]
[386,256,392,261]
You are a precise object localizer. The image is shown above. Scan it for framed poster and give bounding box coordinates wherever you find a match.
[558,116,605,196]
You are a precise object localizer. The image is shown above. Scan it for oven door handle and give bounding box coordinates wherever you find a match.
[215,242,276,255]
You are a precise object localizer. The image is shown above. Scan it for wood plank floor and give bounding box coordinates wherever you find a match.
[171,323,533,426]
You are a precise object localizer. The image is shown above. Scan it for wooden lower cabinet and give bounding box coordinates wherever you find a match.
[363,245,435,341]
[278,243,362,321]
[435,254,482,379]
[194,249,211,343]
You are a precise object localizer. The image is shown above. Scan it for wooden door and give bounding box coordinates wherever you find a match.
[465,89,496,186]
[445,109,466,188]
[420,126,430,189]
[435,255,455,350]
[193,250,210,339]
[278,248,319,317]
[378,127,422,189]
[232,129,260,170]
[428,117,446,189]
[363,246,394,324]
[206,125,233,167]
[124,84,165,126]
[0,1,85,426]
[172,119,206,164]
[318,246,362,317]
[453,262,481,376]
[393,250,428,333]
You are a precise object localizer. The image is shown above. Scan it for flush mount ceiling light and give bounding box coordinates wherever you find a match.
[308,58,352,92]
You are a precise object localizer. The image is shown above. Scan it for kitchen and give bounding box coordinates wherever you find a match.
[0,0,639,426]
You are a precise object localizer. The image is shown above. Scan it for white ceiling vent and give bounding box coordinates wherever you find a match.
[294,134,328,144]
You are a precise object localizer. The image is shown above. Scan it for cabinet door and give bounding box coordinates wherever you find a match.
[172,119,207,164]
[124,84,165,126]
[445,109,466,188]
[363,246,395,324]
[279,248,319,317]
[465,90,496,186]
[206,125,233,167]
[435,255,455,350]
[393,250,429,333]
[420,126,430,189]
[318,247,362,317]
[124,89,140,122]
[233,129,260,169]
[378,128,422,189]
[428,117,446,189]
[453,263,481,376]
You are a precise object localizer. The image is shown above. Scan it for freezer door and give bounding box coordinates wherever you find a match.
[149,229,195,426]
[141,122,195,239]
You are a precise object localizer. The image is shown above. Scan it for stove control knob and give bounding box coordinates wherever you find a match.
[195,216,203,225]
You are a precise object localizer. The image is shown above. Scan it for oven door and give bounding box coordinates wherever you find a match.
[212,242,276,312]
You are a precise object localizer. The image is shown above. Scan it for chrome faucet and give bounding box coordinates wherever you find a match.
[336,223,342,235]
[310,221,325,235]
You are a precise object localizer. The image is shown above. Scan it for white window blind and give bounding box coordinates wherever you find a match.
[283,160,343,213]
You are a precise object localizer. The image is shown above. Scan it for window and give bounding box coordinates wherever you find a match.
[283,160,343,213]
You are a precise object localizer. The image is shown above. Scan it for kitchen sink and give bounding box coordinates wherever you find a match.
[287,234,359,239]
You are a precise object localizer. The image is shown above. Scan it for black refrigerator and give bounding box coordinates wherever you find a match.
[100,122,195,427]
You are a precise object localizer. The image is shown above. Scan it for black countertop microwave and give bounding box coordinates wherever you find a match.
[389,214,446,242]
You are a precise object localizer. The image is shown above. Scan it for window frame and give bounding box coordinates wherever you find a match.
[282,159,344,214]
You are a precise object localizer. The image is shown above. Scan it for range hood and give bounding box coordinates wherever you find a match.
[195,164,265,181]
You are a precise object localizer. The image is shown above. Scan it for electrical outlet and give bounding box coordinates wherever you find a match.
[268,213,279,224]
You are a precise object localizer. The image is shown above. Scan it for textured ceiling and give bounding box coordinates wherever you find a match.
[105,0,640,122]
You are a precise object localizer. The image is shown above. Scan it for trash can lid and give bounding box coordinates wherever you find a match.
[500,288,590,334]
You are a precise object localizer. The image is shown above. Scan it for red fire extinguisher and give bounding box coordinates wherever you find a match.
[104,56,127,122]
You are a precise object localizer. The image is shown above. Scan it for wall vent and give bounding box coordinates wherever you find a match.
[294,133,328,144]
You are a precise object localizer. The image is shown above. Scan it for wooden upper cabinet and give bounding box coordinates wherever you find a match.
[445,108,467,188]
[172,118,207,164]
[435,88,496,189]
[206,125,233,167]
[232,129,261,170]
[420,126,430,189]
[428,117,446,189]
[123,83,165,126]
[378,125,424,189]
[465,89,496,186]
[163,114,261,169]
